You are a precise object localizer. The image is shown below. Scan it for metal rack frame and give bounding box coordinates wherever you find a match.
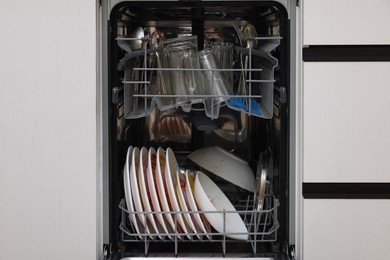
[119,194,279,256]
[118,36,280,120]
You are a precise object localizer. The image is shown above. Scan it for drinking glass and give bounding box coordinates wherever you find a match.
[199,49,232,119]
[159,36,204,111]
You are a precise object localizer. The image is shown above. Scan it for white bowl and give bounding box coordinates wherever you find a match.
[194,171,248,240]
[188,146,256,192]
[184,170,211,240]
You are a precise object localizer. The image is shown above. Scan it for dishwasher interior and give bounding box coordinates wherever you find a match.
[107,1,290,259]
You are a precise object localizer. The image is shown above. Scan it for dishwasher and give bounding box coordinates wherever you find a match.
[104,1,290,259]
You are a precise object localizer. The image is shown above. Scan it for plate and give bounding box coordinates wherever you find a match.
[194,171,248,240]
[155,148,182,239]
[188,146,256,192]
[123,146,145,240]
[175,170,201,239]
[138,147,164,239]
[184,170,211,239]
[147,147,173,239]
[165,148,192,239]
[130,147,155,240]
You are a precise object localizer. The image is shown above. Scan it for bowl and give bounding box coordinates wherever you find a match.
[184,170,211,240]
[188,146,256,192]
[194,171,248,240]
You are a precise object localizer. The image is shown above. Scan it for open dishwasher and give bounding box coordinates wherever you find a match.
[105,1,290,259]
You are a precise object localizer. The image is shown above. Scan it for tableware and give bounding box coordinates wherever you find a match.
[188,146,256,192]
[138,147,165,239]
[206,41,234,90]
[199,49,232,119]
[155,148,182,239]
[117,36,133,53]
[176,117,184,135]
[165,147,192,239]
[123,146,145,240]
[130,27,146,50]
[175,170,201,239]
[255,150,271,211]
[231,23,254,112]
[130,147,156,239]
[242,23,258,49]
[172,116,181,135]
[159,36,204,110]
[167,117,175,136]
[147,147,173,238]
[184,170,212,239]
[194,171,248,240]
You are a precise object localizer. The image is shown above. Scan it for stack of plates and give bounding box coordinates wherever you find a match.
[123,146,248,240]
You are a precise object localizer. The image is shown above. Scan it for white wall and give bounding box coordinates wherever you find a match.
[0,0,98,259]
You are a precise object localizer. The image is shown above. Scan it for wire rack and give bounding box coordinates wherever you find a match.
[117,36,280,120]
[119,194,279,256]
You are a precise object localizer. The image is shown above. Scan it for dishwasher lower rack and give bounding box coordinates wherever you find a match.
[118,195,279,256]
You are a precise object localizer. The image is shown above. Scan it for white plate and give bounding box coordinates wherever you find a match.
[130,147,155,240]
[188,146,256,192]
[184,170,212,240]
[138,147,165,239]
[165,148,192,239]
[123,146,145,240]
[155,148,182,239]
[175,170,201,239]
[147,147,174,239]
[194,171,248,240]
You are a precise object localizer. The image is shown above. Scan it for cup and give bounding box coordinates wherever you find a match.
[206,42,234,91]
[199,49,232,119]
[159,36,204,111]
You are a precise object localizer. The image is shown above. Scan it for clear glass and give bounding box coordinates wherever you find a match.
[159,36,204,111]
[199,49,232,119]
[206,41,234,91]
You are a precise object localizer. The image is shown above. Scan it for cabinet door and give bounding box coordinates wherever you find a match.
[303,0,390,45]
[303,62,390,182]
[303,199,390,260]
[0,1,98,259]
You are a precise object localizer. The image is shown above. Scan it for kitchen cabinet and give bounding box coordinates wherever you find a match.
[303,62,390,182]
[303,0,390,45]
[0,0,99,259]
[302,1,390,258]
[303,199,390,260]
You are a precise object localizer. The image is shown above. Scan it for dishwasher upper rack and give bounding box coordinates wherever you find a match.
[117,36,280,120]
[119,194,279,256]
